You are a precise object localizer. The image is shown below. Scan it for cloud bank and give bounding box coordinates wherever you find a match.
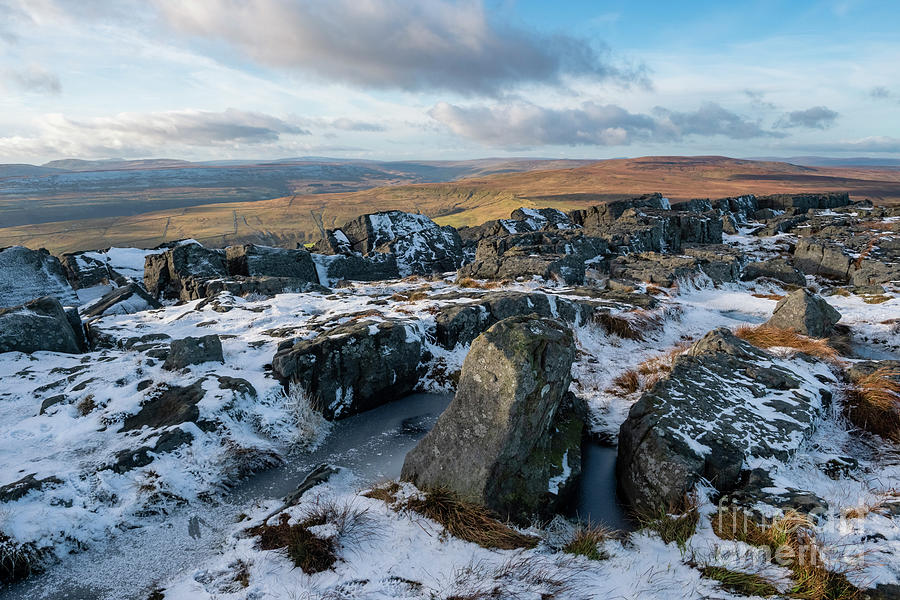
[429,101,782,147]
[0,109,308,158]
[775,106,839,129]
[152,0,647,95]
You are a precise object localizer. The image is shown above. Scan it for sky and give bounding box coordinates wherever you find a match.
[0,0,898,164]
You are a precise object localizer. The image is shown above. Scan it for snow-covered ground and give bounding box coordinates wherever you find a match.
[1,229,899,599]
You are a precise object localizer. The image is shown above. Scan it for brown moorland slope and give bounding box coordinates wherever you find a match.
[2,156,899,254]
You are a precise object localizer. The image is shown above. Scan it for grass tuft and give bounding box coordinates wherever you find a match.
[843,367,900,442]
[247,514,337,574]
[635,494,700,550]
[700,566,778,597]
[735,324,840,361]
[711,509,861,600]
[365,484,537,550]
[455,277,505,289]
[563,524,613,560]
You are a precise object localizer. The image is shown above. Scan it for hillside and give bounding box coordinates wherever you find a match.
[2,156,899,254]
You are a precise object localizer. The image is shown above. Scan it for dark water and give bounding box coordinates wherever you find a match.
[0,392,453,600]
[567,442,634,531]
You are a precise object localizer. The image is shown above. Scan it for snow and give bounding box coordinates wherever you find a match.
[1,216,900,598]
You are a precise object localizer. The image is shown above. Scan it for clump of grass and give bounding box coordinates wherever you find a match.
[595,309,665,341]
[610,369,640,395]
[247,514,337,574]
[635,494,700,550]
[455,277,505,289]
[752,292,786,301]
[390,285,432,302]
[700,566,779,597]
[365,484,537,550]
[711,509,861,600]
[853,238,878,269]
[563,524,613,560]
[861,294,891,304]
[843,367,900,442]
[735,324,840,362]
[0,533,41,584]
[442,554,573,600]
[606,344,688,396]
[76,394,96,416]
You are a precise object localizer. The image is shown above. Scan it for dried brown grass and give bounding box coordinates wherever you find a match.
[735,324,840,362]
[711,509,861,599]
[843,367,900,442]
[455,277,506,289]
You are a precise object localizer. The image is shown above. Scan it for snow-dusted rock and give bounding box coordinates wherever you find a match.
[741,258,807,286]
[617,328,834,511]
[458,231,605,285]
[272,319,423,420]
[311,252,399,286]
[0,246,78,308]
[317,211,464,277]
[163,335,224,370]
[570,193,671,227]
[144,242,228,300]
[224,244,319,282]
[80,282,161,319]
[0,296,83,354]
[401,315,583,522]
[766,288,841,337]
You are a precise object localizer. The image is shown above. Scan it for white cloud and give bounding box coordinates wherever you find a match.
[429,100,781,147]
[152,0,648,95]
[0,108,309,158]
[1,64,62,94]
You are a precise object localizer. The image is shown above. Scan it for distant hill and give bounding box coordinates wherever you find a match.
[0,164,70,178]
[41,158,194,171]
[753,156,900,168]
[2,155,899,254]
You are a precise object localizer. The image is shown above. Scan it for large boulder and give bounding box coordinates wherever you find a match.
[311,252,400,285]
[401,315,583,522]
[120,379,207,431]
[433,291,597,349]
[314,211,463,277]
[59,251,128,290]
[766,288,841,337]
[741,258,807,287]
[569,193,670,227]
[617,328,832,511]
[80,282,162,319]
[757,192,850,213]
[0,296,83,354]
[163,335,224,370]
[610,250,739,286]
[225,244,319,282]
[144,243,227,300]
[458,231,606,285]
[0,246,78,308]
[272,319,423,419]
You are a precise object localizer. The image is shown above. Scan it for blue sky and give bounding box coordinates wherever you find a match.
[0,0,897,163]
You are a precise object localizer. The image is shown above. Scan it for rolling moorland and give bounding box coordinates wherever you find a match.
[1,155,899,253]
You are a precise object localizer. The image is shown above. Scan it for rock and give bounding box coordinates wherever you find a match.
[792,239,853,281]
[143,243,228,300]
[0,474,62,503]
[433,291,596,349]
[618,328,830,511]
[0,296,83,354]
[458,231,606,285]
[120,379,207,431]
[225,244,319,282]
[163,335,224,370]
[0,246,78,308]
[569,193,670,227]
[713,195,758,223]
[670,198,714,212]
[509,207,577,231]
[272,319,423,419]
[757,192,850,213]
[196,276,329,298]
[723,469,829,517]
[865,583,900,600]
[80,282,162,319]
[609,251,737,287]
[766,288,841,337]
[741,258,807,286]
[112,427,194,473]
[754,214,809,236]
[311,252,400,286]
[401,315,582,522]
[316,211,464,276]
[59,251,128,290]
